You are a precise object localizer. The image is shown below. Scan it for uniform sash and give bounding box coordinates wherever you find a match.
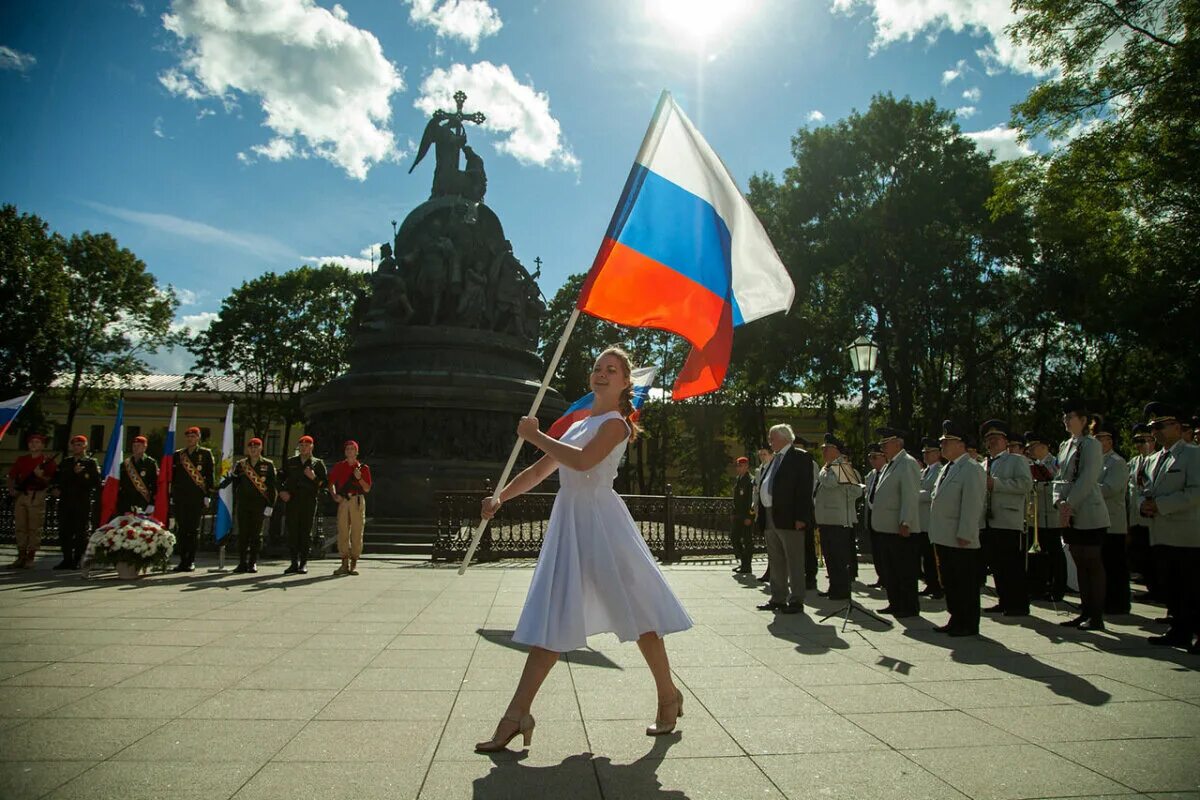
[123,457,152,502]
[241,458,271,501]
[180,449,207,492]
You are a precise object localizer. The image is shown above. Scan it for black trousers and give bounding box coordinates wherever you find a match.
[1102,534,1130,614]
[878,531,920,615]
[730,516,754,570]
[869,529,889,584]
[175,498,204,566]
[819,525,854,598]
[937,544,981,634]
[1128,525,1158,596]
[982,527,1029,614]
[286,495,318,564]
[916,531,941,591]
[236,501,267,564]
[58,498,92,564]
[1154,544,1200,639]
[1032,527,1067,599]
[804,528,818,584]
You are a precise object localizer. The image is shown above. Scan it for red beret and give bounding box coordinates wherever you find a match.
[298,435,314,444]
[185,427,201,436]
[248,437,263,446]
[736,457,749,465]
[132,435,148,444]
[70,434,88,444]
[27,433,48,443]
[343,440,359,451]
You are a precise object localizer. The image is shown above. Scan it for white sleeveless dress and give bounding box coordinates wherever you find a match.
[512,411,694,652]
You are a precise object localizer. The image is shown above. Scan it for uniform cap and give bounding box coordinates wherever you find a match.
[1144,401,1180,427]
[735,456,749,465]
[70,434,88,445]
[979,419,1010,440]
[939,420,968,442]
[343,440,359,451]
[874,426,908,444]
[822,432,845,451]
[132,435,148,445]
[1092,417,1118,438]
[1023,431,1046,447]
[27,433,48,443]
[298,435,314,444]
[1008,431,1026,446]
[248,437,263,446]
[866,442,883,455]
[185,426,201,436]
[921,437,940,452]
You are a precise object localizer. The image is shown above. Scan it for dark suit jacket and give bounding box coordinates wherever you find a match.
[756,447,816,532]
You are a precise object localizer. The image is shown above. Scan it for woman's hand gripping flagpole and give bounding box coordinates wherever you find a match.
[458,308,581,574]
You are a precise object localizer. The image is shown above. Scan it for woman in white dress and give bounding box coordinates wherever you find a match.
[474,347,694,752]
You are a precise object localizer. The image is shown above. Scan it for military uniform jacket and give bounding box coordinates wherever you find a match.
[980,451,1033,531]
[172,447,215,502]
[1144,440,1200,547]
[1031,455,1059,529]
[279,455,328,500]
[1099,450,1129,535]
[928,455,986,549]
[815,458,862,528]
[1127,452,1154,528]
[918,462,943,533]
[119,455,158,509]
[52,456,101,501]
[226,457,277,510]
[1053,435,1110,530]
[732,473,753,519]
[869,450,922,534]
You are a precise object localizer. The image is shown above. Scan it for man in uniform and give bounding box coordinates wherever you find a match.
[928,420,987,636]
[328,440,372,576]
[1026,431,1064,600]
[171,426,215,572]
[979,420,1033,617]
[863,442,887,588]
[222,437,277,574]
[729,457,755,575]
[117,435,158,515]
[7,433,57,569]
[1007,432,1027,457]
[1140,402,1200,653]
[1127,423,1159,601]
[50,435,101,569]
[279,434,327,575]
[869,427,923,617]
[917,438,945,599]
[1095,419,1130,614]
[814,434,862,600]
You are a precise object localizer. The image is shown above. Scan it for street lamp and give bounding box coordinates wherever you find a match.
[846,335,879,461]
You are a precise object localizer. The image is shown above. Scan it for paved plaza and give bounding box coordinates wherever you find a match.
[0,551,1197,800]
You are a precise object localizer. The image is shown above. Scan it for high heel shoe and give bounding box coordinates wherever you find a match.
[474,713,535,752]
[646,688,684,736]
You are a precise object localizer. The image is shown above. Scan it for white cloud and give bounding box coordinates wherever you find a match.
[415,62,578,170]
[303,253,374,272]
[160,0,405,180]
[128,1,146,15]
[84,200,298,262]
[175,288,202,306]
[250,137,303,162]
[0,45,37,73]
[172,311,219,334]
[807,110,825,123]
[196,107,216,119]
[941,58,966,85]
[962,86,981,102]
[955,105,977,119]
[965,125,1034,161]
[406,0,502,52]
[358,244,384,258]
[153,116,167,138]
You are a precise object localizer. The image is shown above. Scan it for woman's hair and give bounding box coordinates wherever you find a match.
[597,346,641,442]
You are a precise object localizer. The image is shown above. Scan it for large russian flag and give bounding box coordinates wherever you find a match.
[548,366,657,439]
[0,394,33,443]
[98,398,125,524]
[577,92,794,399]
[152,405,176,526]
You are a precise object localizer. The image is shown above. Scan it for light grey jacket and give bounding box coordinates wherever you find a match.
[1127,452,1153,528]
[981,451,1033,531]
[1053,435,1111,531]
[918,461,942,533]
[1145,440,1200,548]
[869,449,923,534]
[1030,454,1059,530]
[928,455,986,549]
[1099,450,1129,535]
[814,458,863,528]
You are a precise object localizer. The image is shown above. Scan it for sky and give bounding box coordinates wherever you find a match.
[1,0,1044,373]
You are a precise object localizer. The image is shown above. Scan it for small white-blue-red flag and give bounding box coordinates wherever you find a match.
[99,398,125,524]
[548,366,657,439]
[0,394,33,443]
[153,405,177,526]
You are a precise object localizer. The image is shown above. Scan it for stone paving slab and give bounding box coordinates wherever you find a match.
[0,549,1197,799]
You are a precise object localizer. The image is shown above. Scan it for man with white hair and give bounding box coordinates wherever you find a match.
[868,426,923,617]
[755,423,816,614]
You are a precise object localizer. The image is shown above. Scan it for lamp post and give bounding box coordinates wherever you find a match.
[847,335,879,461]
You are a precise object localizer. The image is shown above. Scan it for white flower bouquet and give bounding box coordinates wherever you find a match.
[85,513,177,573]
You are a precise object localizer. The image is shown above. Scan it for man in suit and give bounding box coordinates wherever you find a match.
[869,427,923,617]
[730,457,755,575]
[1095,419,1130,614]
[928,420,987,636]
[813,434,862,600]
[917,439,945,599]
[863,443,887,588]
[979,420,1033,617]
[756,424,816,615]
[1127,423,1160,601]
[1140,402,1200,653]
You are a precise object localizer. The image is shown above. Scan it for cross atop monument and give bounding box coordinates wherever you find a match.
[435,90,486,130]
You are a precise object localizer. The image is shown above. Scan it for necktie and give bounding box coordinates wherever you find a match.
[1152,449,1171,482]
[934,461,953,492]
[869,461,889,503]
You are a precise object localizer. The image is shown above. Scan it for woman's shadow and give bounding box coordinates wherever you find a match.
[471,737,690,799]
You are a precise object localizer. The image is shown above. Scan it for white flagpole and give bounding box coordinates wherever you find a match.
[458,308,581,574]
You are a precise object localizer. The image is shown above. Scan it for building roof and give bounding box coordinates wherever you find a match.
[49,374,285,394]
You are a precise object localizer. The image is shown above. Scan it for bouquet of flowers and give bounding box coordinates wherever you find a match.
[85,513,177,573]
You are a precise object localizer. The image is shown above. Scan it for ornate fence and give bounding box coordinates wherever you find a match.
[433,486,758,562]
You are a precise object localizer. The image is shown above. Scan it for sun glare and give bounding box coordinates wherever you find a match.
[647,0,755,48]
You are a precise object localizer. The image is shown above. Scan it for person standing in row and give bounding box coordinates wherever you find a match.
[328,441,372,576]
[117,435,157,515]
[222,437,277,574]
[171,427,214,572]
[752,447,773,583]
[1095,418,1130,615]
[7,433,57,569]
[863,442,887,588]
[813,434,862,601]
[869,427,923,618]
[917,439,945,599]
[279,435,328,575]
[979,420,1033,617]
[1053,399,1110,631]
[730,457,755,575]
[755,424,815,615]
[50,435,101,570]
[927,421,987,636]
[1026,432,1065,601]
[1127,423,1160,601]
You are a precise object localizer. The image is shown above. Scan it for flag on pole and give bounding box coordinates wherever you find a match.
[98,398,125,524]
[153,405,177,526]
[548,366,658,439]
[577,91,794,399]
[0,393,33,442]
[214,403,234,542]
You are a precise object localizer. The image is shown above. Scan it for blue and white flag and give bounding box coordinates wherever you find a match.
[214,403,234,542]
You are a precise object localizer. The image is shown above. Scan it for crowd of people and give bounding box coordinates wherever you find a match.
[737,400,1200,654]
[5,429,373,578]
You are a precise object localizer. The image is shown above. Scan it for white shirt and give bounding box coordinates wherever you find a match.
[759,447,786,508]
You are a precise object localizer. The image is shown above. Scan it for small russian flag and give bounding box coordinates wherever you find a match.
[152,405,177,526]
[548,366,657,439]
[0,394,33,443]
[98,398,125,524]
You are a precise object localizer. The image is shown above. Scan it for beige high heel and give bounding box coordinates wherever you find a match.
[646,688,684,736]
[474,713,535,752]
